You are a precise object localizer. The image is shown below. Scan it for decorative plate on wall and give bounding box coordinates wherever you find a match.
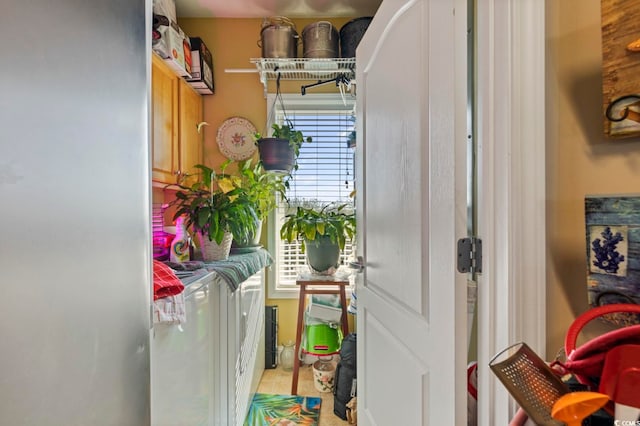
[216,117,258,160]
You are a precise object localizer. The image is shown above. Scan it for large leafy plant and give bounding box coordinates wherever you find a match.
[238,159,289,220]
[167,161,258,244]
[280,203,356,253]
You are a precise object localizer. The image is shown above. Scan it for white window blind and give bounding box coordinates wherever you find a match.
[267,94,356,297]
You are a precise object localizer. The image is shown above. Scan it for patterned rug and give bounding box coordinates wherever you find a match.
[244,393,322,426]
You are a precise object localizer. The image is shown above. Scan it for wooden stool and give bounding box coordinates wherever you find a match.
[291,276,350,395]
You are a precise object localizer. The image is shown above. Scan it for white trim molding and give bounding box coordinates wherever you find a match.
[476,0,546,424]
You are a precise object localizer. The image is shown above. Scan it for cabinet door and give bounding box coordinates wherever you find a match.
[178,79,203,187]
[151,279,213,425]
[151,55,179,184]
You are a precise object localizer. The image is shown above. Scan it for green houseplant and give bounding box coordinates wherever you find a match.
[239,158,288,220]
[255,123,312,173]
[280,203,356,274]
[232,159,289,247]
[167,161,258,261]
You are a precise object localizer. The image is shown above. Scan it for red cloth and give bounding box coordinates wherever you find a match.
[153,260,184,300]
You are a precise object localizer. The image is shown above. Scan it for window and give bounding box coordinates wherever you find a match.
[266,94,356,298]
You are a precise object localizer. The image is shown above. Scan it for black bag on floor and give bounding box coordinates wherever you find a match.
[334,333,357,420]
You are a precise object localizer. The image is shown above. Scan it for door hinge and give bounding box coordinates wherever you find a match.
[457,237,482,274]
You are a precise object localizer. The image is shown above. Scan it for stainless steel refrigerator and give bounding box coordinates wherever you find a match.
[0,1,152,424]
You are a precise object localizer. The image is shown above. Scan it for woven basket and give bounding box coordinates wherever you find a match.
[198,231,232,261]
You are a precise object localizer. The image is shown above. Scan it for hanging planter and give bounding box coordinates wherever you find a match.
[256,123,311,173]
[257,136,296,173]
[256,73,311,173]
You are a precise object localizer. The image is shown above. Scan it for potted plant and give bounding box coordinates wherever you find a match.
[232,159,289,248]
[255,122,312,173]
[280,203,356,274]
[167,161,258,261]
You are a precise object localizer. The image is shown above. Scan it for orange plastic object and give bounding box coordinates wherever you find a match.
[551,392,609,426]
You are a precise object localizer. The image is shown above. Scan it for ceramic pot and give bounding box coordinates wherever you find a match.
[231,220,263,248]
[305,235,340,275]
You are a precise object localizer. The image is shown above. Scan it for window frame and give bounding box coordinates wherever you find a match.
[265,93,356,299]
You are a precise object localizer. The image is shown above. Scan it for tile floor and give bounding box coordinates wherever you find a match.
[256,364,350,426]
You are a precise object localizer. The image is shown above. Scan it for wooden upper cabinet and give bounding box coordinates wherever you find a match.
[151,54,203,185]
[178,79,203,187]
[151,54,178,184]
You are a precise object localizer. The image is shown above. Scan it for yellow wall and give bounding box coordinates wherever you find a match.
[178,17,356,345]
[178,18,354,170]
[545,2,640,359]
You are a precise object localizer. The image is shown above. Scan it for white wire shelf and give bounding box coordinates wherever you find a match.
[247,58,356,96]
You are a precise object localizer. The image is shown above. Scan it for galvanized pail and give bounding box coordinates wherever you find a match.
[302,21,339,58]
[259,16,298,58]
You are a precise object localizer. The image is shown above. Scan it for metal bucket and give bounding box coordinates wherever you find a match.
[340,17,373,58]
[302,21,339,58]
[259,16,298,58]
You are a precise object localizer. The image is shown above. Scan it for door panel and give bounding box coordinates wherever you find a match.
[356,0,468,424]
[364,313,426,425]
[364,1,426,314]
[151,279,213,426]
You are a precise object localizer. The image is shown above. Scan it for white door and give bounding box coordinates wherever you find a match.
[355,0,469,424]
